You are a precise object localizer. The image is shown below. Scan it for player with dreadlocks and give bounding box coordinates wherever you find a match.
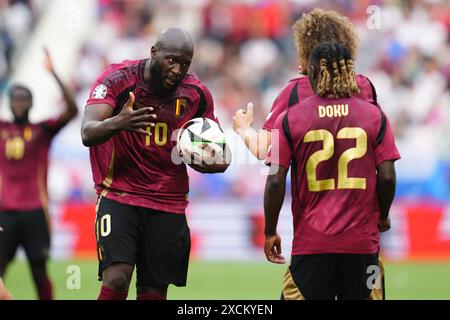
[233,9,394,300]
[263,42,400,300]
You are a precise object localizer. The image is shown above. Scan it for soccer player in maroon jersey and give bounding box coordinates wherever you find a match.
[0,48,78,300]
[233,9,379,159]
[233,9,389,299]
[264,42,399,300]
[81,28,230,300]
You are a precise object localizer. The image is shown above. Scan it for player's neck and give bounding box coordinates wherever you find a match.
[13,115,29,125]
[143,59,161,95]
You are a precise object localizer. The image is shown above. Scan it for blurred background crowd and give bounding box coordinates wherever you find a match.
[1,0,450,260]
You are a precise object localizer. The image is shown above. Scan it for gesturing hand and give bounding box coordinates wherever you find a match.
[264,234,286,264]
[232,102,254,132]
[115,92,158,135]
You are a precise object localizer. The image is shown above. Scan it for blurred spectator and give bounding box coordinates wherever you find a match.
[0,0,45,91]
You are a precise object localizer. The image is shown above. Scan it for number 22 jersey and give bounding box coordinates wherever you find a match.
[267,95,400,255]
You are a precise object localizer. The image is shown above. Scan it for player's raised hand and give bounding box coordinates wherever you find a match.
[116,92,157,135]
[232,102,254,132]
[264,234,286,264]
[43,46,55,73]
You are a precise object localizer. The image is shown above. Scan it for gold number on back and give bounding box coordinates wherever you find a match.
[337,128,367,190]
[303,129,335,192]
[303,127,368,192]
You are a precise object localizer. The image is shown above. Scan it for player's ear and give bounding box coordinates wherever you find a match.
[150,46,158,59]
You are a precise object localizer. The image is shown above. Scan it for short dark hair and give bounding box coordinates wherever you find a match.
[9,84,33,100]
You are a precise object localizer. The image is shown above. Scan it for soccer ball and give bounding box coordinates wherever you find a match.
[177,117,226,165]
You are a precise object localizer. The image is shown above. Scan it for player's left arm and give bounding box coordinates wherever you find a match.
[376,161,396,232]
[374,113,401,232]
[44,47,78,126]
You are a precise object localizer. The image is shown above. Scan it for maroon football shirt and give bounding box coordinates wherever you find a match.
[0,119,65,210]
[86,59,218,214]
[263,74,378,130]
[267,95,400,255]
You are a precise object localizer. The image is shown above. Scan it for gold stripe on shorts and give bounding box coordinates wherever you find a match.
[369,256,385,300]
[282,267,305,300]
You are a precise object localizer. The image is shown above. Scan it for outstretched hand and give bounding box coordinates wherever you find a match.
[264,234,286,264]
[115,92,157,136]
[232,102,254,132]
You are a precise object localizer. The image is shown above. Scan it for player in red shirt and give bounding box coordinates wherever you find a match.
[81,28,230,300]
[233,9,379,159]
[264,42,400,300]
[0,49,78,300]
[233,9,389,299]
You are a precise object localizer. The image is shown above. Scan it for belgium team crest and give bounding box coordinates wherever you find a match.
[174,98,187,118]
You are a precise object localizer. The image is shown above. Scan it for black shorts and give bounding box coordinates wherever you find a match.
[95,197,191,287]
[282,253,382,300]
[0,209,51,264]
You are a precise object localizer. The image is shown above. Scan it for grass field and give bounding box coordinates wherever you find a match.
[3,259,450,300]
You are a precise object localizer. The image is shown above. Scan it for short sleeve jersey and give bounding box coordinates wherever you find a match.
[86,59,218,214]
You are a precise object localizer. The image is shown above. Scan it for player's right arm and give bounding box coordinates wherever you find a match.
[81,92,155,146]
[233,80,295,160]
[233,103,271,160]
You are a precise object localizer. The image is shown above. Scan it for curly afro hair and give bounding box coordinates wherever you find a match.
[292,9,359,70]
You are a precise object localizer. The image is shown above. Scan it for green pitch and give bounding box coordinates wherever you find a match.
[3,259,450,299]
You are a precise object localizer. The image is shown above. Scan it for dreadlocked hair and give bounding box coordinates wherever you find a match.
[317,58,331,96]
[311,42,360,98]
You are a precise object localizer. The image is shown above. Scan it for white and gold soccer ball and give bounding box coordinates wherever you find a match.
[177,117,226,165]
